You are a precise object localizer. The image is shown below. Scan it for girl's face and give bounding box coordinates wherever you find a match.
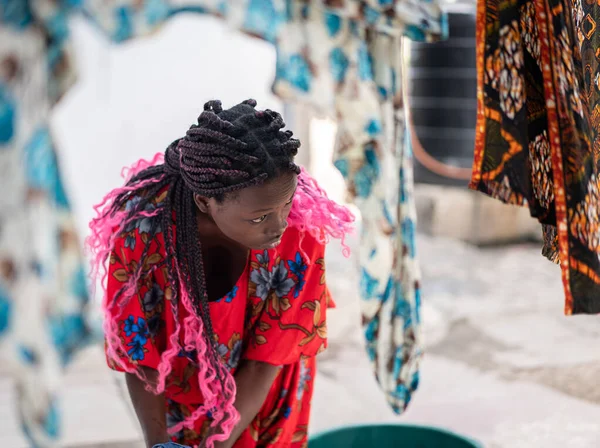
[195,171,298,250]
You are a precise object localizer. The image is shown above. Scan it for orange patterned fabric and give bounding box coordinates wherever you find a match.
[471,0,600,314]
[106,223,331,447]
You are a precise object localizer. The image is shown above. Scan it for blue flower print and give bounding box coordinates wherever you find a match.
[166,400,185,440]
[127,337,147,361]
[125,197,160,232]
[0,83,16,143]
[44,399,60,439]
[329,47,349,83]
[363,5,381,25]
[410,371,420,392]
[123,315,150,344]
[283,406,292,419]
[364,317,379,362]
[48,314,89,365]
[142,283,164,312]
[45,12,70,46]
[178,348,197,360]
[122,197,160,249]
[297,359,312,400]
[144,0,170,26]
[227,339,243,369]
[1,0,33,28]
[271,261,295,298]
[216,285,238,303]
[354,145,380,198]
[0,283,12,335]
[251,256,294,300]
[365,119,382,136]
[113,6,134,42]
[217,343,229,359]
[23,128,70,208]
[124,315,140,337]
[250,258,295,315]
[380,276,394,304]
[256,250,269,266]
[414,288,422,324]
[360,268,379,299]
[250,266,274,301]
[287,253,307,298]
[364,318,379,343]
[405,24,426,42]
[124,233,136,250]
[389,384,411,413]
[401,218,416,258]
[334,159,349,179]
[399,166,407,202]
[244,0,281,43]
[147,314,162,337]
[378,85,389,99]
[324,11,342,37]
[357,43,374,81]
[394,288,413,330]
[127,318,150,360]
[278,53,312,92]
[70,265,88,304]
[225,285,238,303]
[18,345,37,364]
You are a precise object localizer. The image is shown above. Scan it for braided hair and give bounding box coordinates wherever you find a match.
[88,100,303,446]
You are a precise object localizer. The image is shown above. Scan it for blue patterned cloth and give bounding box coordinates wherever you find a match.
[0,0,447,445]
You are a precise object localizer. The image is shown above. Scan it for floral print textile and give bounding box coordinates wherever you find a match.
[1,0,447,444]
[471,0,600,314]
[107,209,331,447]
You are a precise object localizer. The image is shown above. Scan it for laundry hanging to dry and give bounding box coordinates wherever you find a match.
[470,0,600,314]
[0,1,447,445]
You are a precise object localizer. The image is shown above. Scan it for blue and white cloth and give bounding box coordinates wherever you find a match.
[0,1,447,445]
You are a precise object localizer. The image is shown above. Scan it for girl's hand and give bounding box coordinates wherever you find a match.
[203,360,280,448]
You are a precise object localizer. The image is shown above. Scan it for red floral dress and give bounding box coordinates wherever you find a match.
[106,217,332,447]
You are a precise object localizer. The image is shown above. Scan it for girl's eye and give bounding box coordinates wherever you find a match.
[251,215,267,224]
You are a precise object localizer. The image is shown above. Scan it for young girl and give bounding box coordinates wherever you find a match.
[88,100,353,448]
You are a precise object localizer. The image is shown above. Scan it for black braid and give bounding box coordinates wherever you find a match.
[105,99,301,419]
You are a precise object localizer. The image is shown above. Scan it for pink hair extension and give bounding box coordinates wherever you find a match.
[288,168,355,257]
[88,153,239,447]
[166,269,239,444]
[121,152,165,182]
[86,176,164,300]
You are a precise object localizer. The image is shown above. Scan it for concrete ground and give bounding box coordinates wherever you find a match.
[2,229,599,447]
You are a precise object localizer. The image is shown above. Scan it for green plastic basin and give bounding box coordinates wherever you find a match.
[308,424,482,448]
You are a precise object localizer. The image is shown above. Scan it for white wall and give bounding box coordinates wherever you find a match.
[51,14,284,240]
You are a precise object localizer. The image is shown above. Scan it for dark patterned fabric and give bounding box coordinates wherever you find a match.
[471,0,600,314]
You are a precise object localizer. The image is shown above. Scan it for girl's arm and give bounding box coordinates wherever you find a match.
[213,360,280,448]
[125,368,171,448]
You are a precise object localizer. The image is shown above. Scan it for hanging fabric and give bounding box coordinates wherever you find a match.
[1,1,447,445]
[471,0,600,314]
